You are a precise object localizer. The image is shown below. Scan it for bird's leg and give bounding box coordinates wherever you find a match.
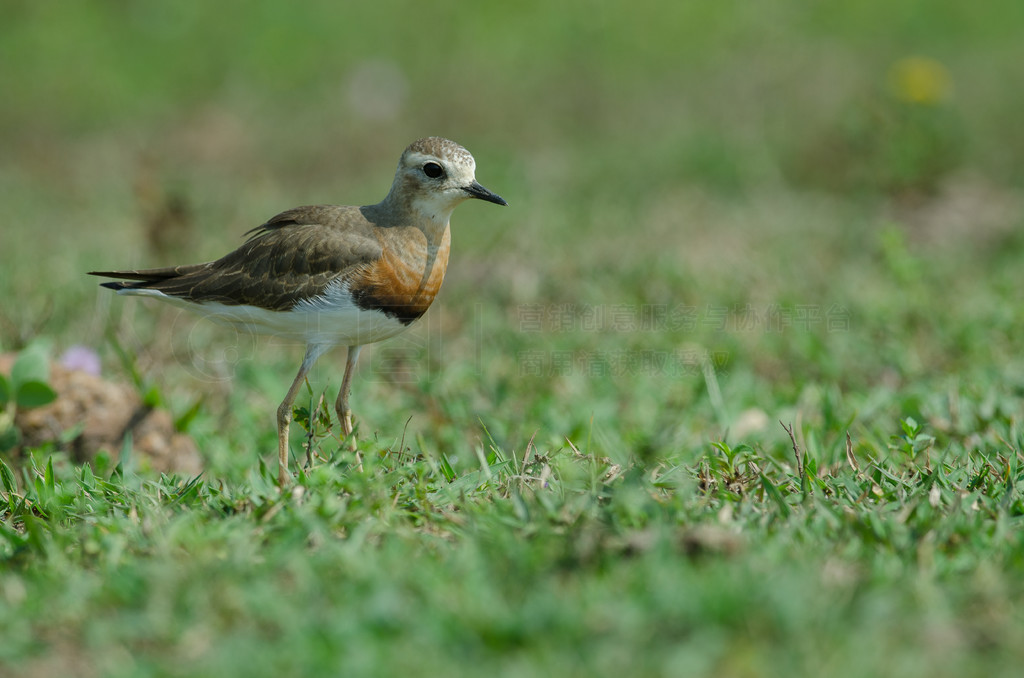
[304,391,326,470]
[335,345,363,462]
[277,344,327,487]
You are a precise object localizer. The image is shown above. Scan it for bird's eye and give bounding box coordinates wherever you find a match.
[423,162,444,179]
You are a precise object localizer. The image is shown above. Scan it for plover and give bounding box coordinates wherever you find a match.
[90,137,507,485]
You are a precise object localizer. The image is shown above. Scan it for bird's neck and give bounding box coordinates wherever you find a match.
[371,192,453,245]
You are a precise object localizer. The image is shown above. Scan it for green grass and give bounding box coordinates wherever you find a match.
[3,415,1024,677]
[3,1,1024,676]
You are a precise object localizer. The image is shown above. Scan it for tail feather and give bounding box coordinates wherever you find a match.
[88,264,206,283]
[89,265,214,297]
[98,281,131,291]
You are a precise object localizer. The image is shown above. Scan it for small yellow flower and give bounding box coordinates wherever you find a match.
[887,56,952,105]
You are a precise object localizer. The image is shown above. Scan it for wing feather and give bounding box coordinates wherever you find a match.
[89,205,383,311]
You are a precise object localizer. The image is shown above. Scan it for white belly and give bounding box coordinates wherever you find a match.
[120,280,411,347]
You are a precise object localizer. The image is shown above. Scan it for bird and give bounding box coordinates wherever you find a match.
[90,137,507,486]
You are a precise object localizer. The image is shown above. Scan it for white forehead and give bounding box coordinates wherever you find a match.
[402,137,476,174]
[402,150,477,184]
[405,148,474,169]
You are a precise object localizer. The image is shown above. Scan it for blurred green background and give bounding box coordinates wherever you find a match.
[3,0,1022,458]
[3,1,1024,674]
[1,0,1021,466]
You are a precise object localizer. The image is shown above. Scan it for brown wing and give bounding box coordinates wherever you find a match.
[89,205,384,311]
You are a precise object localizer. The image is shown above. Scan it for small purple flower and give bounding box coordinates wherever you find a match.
[60,345,101,376]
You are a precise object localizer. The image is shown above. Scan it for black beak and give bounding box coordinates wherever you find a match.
[464,181,508,206]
